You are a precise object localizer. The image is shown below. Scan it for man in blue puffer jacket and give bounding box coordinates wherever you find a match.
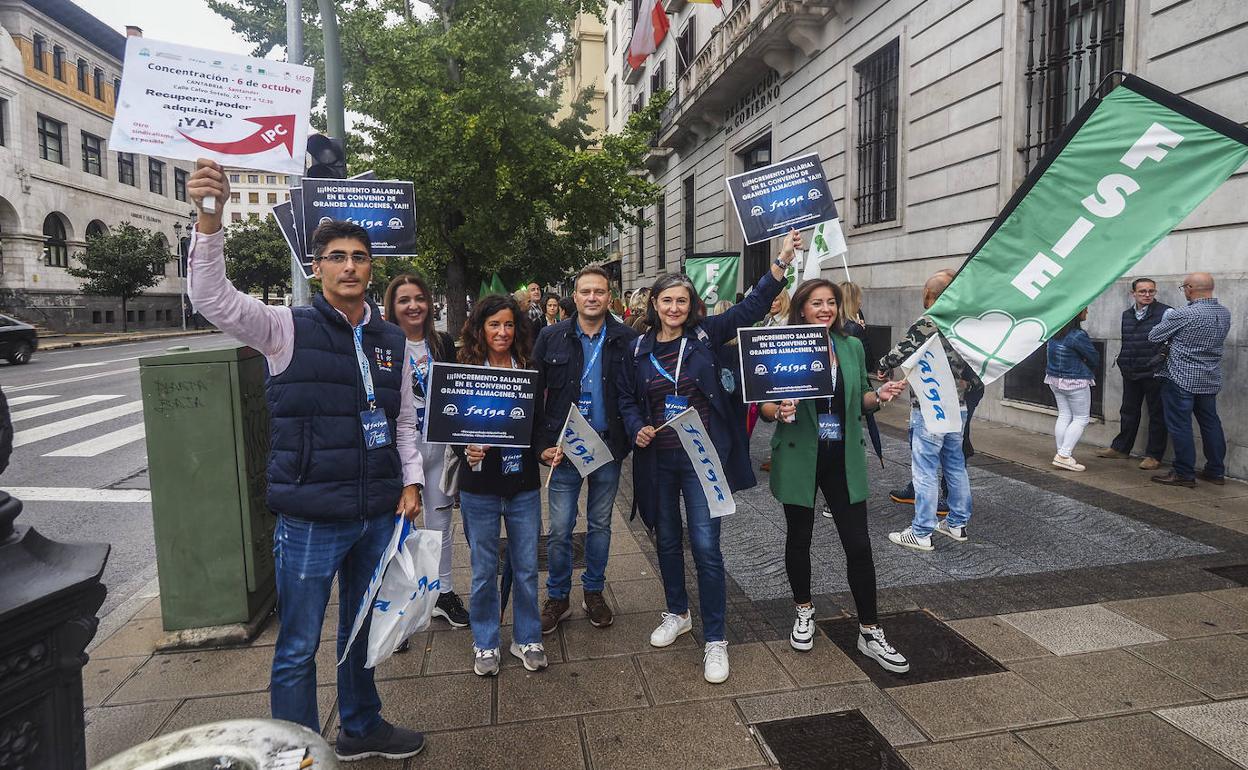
[187,160,428,762]
[1096,278,1170,470]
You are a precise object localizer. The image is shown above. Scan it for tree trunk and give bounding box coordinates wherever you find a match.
[263,286,271,303]
[446,252,468,339]
[120,297,128,333]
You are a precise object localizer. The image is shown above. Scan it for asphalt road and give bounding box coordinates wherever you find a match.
[1,332,243,618]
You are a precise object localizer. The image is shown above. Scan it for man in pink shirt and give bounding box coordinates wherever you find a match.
[187,160,427,762]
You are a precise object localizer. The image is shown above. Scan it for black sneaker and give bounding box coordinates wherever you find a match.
[335,720,425,762]
[433,591,470,628]
[889,484,915,505]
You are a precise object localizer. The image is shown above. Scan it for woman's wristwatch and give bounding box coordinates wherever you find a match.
[873,387,887,407]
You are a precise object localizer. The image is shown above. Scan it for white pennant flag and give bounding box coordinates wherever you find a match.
[802,219,850,282]
[668,408,736,518]
[900,333,963,435]
[559,405,613,478]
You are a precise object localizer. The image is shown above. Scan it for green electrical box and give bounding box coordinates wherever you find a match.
[140,345,275,633]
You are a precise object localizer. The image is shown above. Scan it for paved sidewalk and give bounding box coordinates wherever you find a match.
[83,416,1248,769]
[38,328,220,351]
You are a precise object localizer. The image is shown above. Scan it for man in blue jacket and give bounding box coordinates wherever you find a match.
[1097,277,1170,469]
[533,266,639,633]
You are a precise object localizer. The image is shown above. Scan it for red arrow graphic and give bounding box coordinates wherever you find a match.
[179,115,296,156]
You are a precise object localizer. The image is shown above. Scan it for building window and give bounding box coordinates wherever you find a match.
[1020,0,1125,172]
[37,115,64,164]
[1003,341,1106,417]
[635,209,645,275]
[266,175,276,184]
[92,310,102,324]
[105,310,115,323]
[656,197,666,269]
[853,38,900,227]
[93,68,103,99]
[230,192,241,203]
[266,192,277,204]
[149,158,165,194]
[677,19,696,79]
[152,242,166,274]
[229,173,240,183]
[175,168,188,201]
[682,175,695,260]
[43,214,67,267]
[77,58,87,91]
[81,132,103,176]
[248,192,260,204]
[248,174,259,184]
[0,99,6,147]
[118,153,136,186]
[231,212,242,223]
[610,223,620,255]
[650,59,666,97]
[113,77,121,105]
[610,75,617,115]
[52,45,64,80]
[33,34,47,72]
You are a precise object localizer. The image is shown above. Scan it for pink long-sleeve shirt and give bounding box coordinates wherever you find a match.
[188,227,423,488]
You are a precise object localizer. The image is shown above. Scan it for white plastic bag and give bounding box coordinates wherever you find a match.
[339,517,442,669]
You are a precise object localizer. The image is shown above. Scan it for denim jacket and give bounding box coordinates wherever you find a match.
[1046,329,1099,380]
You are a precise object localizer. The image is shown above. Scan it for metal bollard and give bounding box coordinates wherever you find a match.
[91,719,339,770]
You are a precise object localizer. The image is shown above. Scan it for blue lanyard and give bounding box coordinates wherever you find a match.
[352,324,377,410]
[649,337,686,395]
[580,330,606,388]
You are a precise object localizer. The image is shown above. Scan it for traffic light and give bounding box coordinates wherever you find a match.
[305,133,347,179]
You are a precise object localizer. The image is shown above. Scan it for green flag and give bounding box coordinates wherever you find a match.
[490,274,508,296]
[685,255,740,308]
[926,75,1248,383]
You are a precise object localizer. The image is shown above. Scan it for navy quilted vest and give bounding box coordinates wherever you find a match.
[265,294,406,521]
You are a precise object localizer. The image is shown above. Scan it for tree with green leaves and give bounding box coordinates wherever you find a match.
[68,222,167,332]
[225,216,293,303]
[208,0,665,331]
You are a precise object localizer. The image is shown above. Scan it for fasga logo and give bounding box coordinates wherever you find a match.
[509,407,525,419]
[442,404,459,416]
[753,364,767,376]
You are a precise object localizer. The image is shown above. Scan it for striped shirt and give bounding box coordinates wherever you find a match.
[648,338,712,450]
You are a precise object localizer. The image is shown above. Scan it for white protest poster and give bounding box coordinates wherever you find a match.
[900,333,963,435]
[669,408,736,518]
[560,405,613,478]
[110,37,314,175]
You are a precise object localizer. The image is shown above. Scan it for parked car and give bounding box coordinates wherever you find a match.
[0,314,37,365]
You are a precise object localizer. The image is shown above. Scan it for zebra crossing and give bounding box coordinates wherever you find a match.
[8,393,147,456]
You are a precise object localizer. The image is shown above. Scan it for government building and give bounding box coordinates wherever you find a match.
[0,0,196,332]
[598,0,1248,477]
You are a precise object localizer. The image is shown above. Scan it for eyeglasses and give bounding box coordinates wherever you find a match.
[1134,289,1156,294]
[1179,283,1193,289]
[316,251,373,265]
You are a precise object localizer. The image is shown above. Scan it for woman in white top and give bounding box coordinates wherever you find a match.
[383,273,470,628]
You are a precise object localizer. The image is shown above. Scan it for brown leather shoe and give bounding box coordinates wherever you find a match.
[581,591,614,628]
[1197,470,1226,485]
[541,597,570,635]
[760,459,771,473]
[1150,473,1196,488]
[1097,447,1130,459]
[1138,457,1161,470]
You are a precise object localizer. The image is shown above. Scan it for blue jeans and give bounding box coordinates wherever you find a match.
[546,459,621,599]
[1161,379,1225,480]
[910,409,972,537]
[271,513,392,738]
[654,448,726,642]
[461,489,542,650]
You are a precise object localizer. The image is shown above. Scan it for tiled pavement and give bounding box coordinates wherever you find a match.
[84,413,1248,768]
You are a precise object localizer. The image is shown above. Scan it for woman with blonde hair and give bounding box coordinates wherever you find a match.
[761,289,790,328]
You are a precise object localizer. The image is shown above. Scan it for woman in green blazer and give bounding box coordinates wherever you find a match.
[758,279,910,674]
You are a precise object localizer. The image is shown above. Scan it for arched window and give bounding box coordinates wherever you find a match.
[43,213,67,268]
[86,220,107,239]
[153,234,169,276]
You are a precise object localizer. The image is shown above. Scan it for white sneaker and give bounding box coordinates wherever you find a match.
[888,527,933,552]
[649,612,692,648]
[472,646,499,677]
[935,520,967,542]
[821,502,834,519]
[508,642,548,672]
[857,625,909,673]
[703,641,730,683]
[790,604,816,651]
[1052,454,1086,472]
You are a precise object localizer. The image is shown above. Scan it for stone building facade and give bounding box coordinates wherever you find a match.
[0,0,196,332]
[224,167,293,224]
[601,0,1248,476]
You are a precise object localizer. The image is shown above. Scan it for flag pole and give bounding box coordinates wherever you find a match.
[840,251,851,283]
[544,406,575,489]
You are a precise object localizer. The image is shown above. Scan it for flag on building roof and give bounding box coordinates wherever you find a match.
[688,0,724,5]
[628,0,671,70]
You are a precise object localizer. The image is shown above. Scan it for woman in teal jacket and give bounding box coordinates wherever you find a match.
[758,278,910,673]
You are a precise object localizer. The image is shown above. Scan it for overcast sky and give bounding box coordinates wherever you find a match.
[76,0,266,57]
